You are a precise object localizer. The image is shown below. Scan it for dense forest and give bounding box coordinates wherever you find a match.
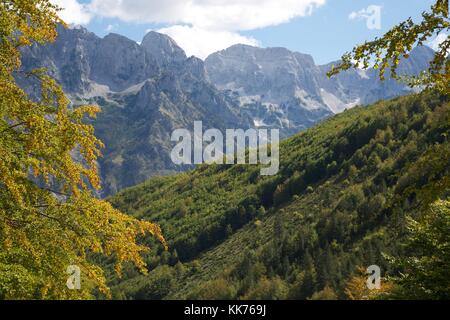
[108,92,450,300]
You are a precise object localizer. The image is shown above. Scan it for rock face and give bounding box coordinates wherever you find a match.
[20,26,160,94]
[141,31,187,67]
[20,26,250,196]
[205,44,434,135]
[19,26,434,195]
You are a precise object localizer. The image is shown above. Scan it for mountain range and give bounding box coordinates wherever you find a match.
[18,25,435,195]
[206,44,433,135]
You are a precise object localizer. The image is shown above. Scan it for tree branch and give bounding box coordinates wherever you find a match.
[1,121,26,134]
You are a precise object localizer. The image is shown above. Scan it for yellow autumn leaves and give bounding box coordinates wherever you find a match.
[328,0,449,95]
[0,0,165,299]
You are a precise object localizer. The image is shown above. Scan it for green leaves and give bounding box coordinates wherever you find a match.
[328,0,449,94]
[386,200,450,299]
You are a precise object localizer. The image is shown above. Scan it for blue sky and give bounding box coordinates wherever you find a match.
[55,0,438,64]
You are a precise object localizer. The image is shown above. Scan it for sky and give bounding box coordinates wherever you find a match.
[52,0,444,64]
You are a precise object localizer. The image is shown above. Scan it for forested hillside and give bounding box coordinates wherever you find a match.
[107,92,449,299]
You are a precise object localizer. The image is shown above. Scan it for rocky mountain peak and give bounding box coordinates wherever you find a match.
[19,28,435,195]
[141,31,187,66]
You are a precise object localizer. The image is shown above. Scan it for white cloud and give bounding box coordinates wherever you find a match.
[50,0,326,59]
[349,6,375,20]
[88,0,325,31]
[157,25,259,59]
[348,5,381,20]
[428,33,448,51]
[51,0,92,25]
[105,24,118,32]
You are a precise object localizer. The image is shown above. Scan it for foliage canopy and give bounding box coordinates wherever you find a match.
[0,0,164,299]
[328,0,449,94]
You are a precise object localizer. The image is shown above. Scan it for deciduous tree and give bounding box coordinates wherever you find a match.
[0,0,164,299]
[329,0,449,94]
